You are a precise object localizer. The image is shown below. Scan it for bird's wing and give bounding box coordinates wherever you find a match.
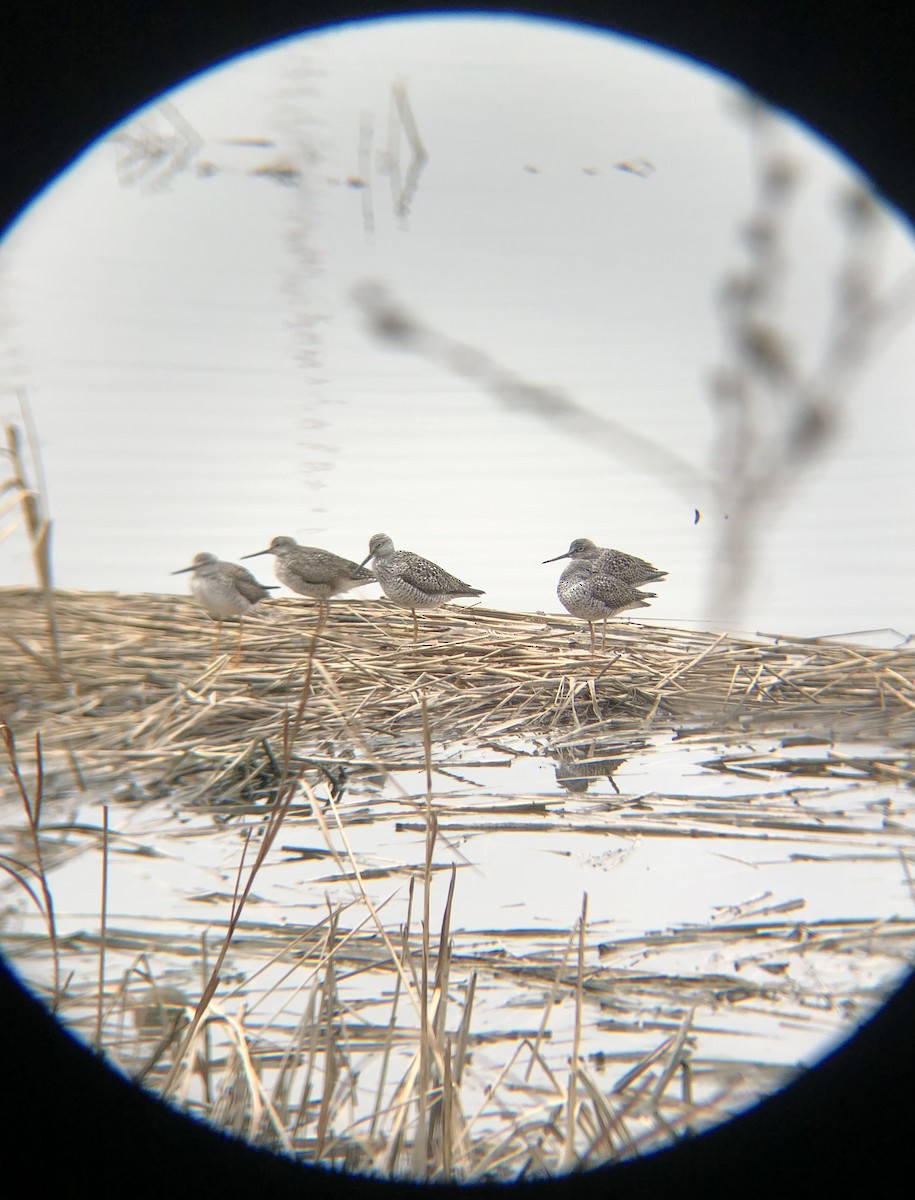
[293,548,370,584]
[227,563,271,601]
[607,549,657,573]
[591,574,653,606]
[394,552,478,595]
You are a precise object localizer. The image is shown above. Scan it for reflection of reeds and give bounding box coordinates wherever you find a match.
[110,100,203,190]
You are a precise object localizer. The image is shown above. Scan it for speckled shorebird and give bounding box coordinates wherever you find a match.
[241,536,375,618]
[543,536,667,586]
[360,533,484,642]
[554,559,655,652]
[172,552,274,662]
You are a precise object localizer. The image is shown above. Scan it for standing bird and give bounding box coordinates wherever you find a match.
[172,552,274,662]
[360,533,484,642]
[241,536,375,621]
[543,536,667,586]
[553,558,655,652]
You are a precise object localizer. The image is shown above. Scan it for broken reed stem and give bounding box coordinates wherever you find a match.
[159,616,322,1097]
[4,421,63,679]
[370,879,416,1141]
[0,721,61,1009]
[524,924,580,1087]
[315,906,340,1160]
[650,1007,696,1111]
[313,783,439,1041]
[561,892,588,1172]
[94,805,109,1051]
[414,692,436,1179]
[305,692,463,1179]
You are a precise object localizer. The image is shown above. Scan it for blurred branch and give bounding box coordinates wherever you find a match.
[352,280,705,499]
[705,97,912,623]
[352,93,912,632]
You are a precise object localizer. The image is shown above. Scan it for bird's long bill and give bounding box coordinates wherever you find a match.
[358,553,372,569]
[542,552,571,564]
[240,549,271,560]
[171,565,196,575]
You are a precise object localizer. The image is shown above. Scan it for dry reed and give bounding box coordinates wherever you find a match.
[2,585,914,1179]
[2,587,913,807]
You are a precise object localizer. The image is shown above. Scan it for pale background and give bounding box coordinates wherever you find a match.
[2,13,914,639]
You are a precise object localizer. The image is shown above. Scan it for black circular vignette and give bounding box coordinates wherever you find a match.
[1,2,914,1197]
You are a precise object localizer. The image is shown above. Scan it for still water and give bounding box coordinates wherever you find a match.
[1,15,914,637]
[2,11,915,1180]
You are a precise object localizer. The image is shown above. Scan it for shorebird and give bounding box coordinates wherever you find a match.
[172,552,274,662]
[543,537,667,586]
[554,558,655,652]
[241,536,375,620]
[360,533,484,642]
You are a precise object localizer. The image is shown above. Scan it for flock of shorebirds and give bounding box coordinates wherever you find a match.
[173,533,667,656]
